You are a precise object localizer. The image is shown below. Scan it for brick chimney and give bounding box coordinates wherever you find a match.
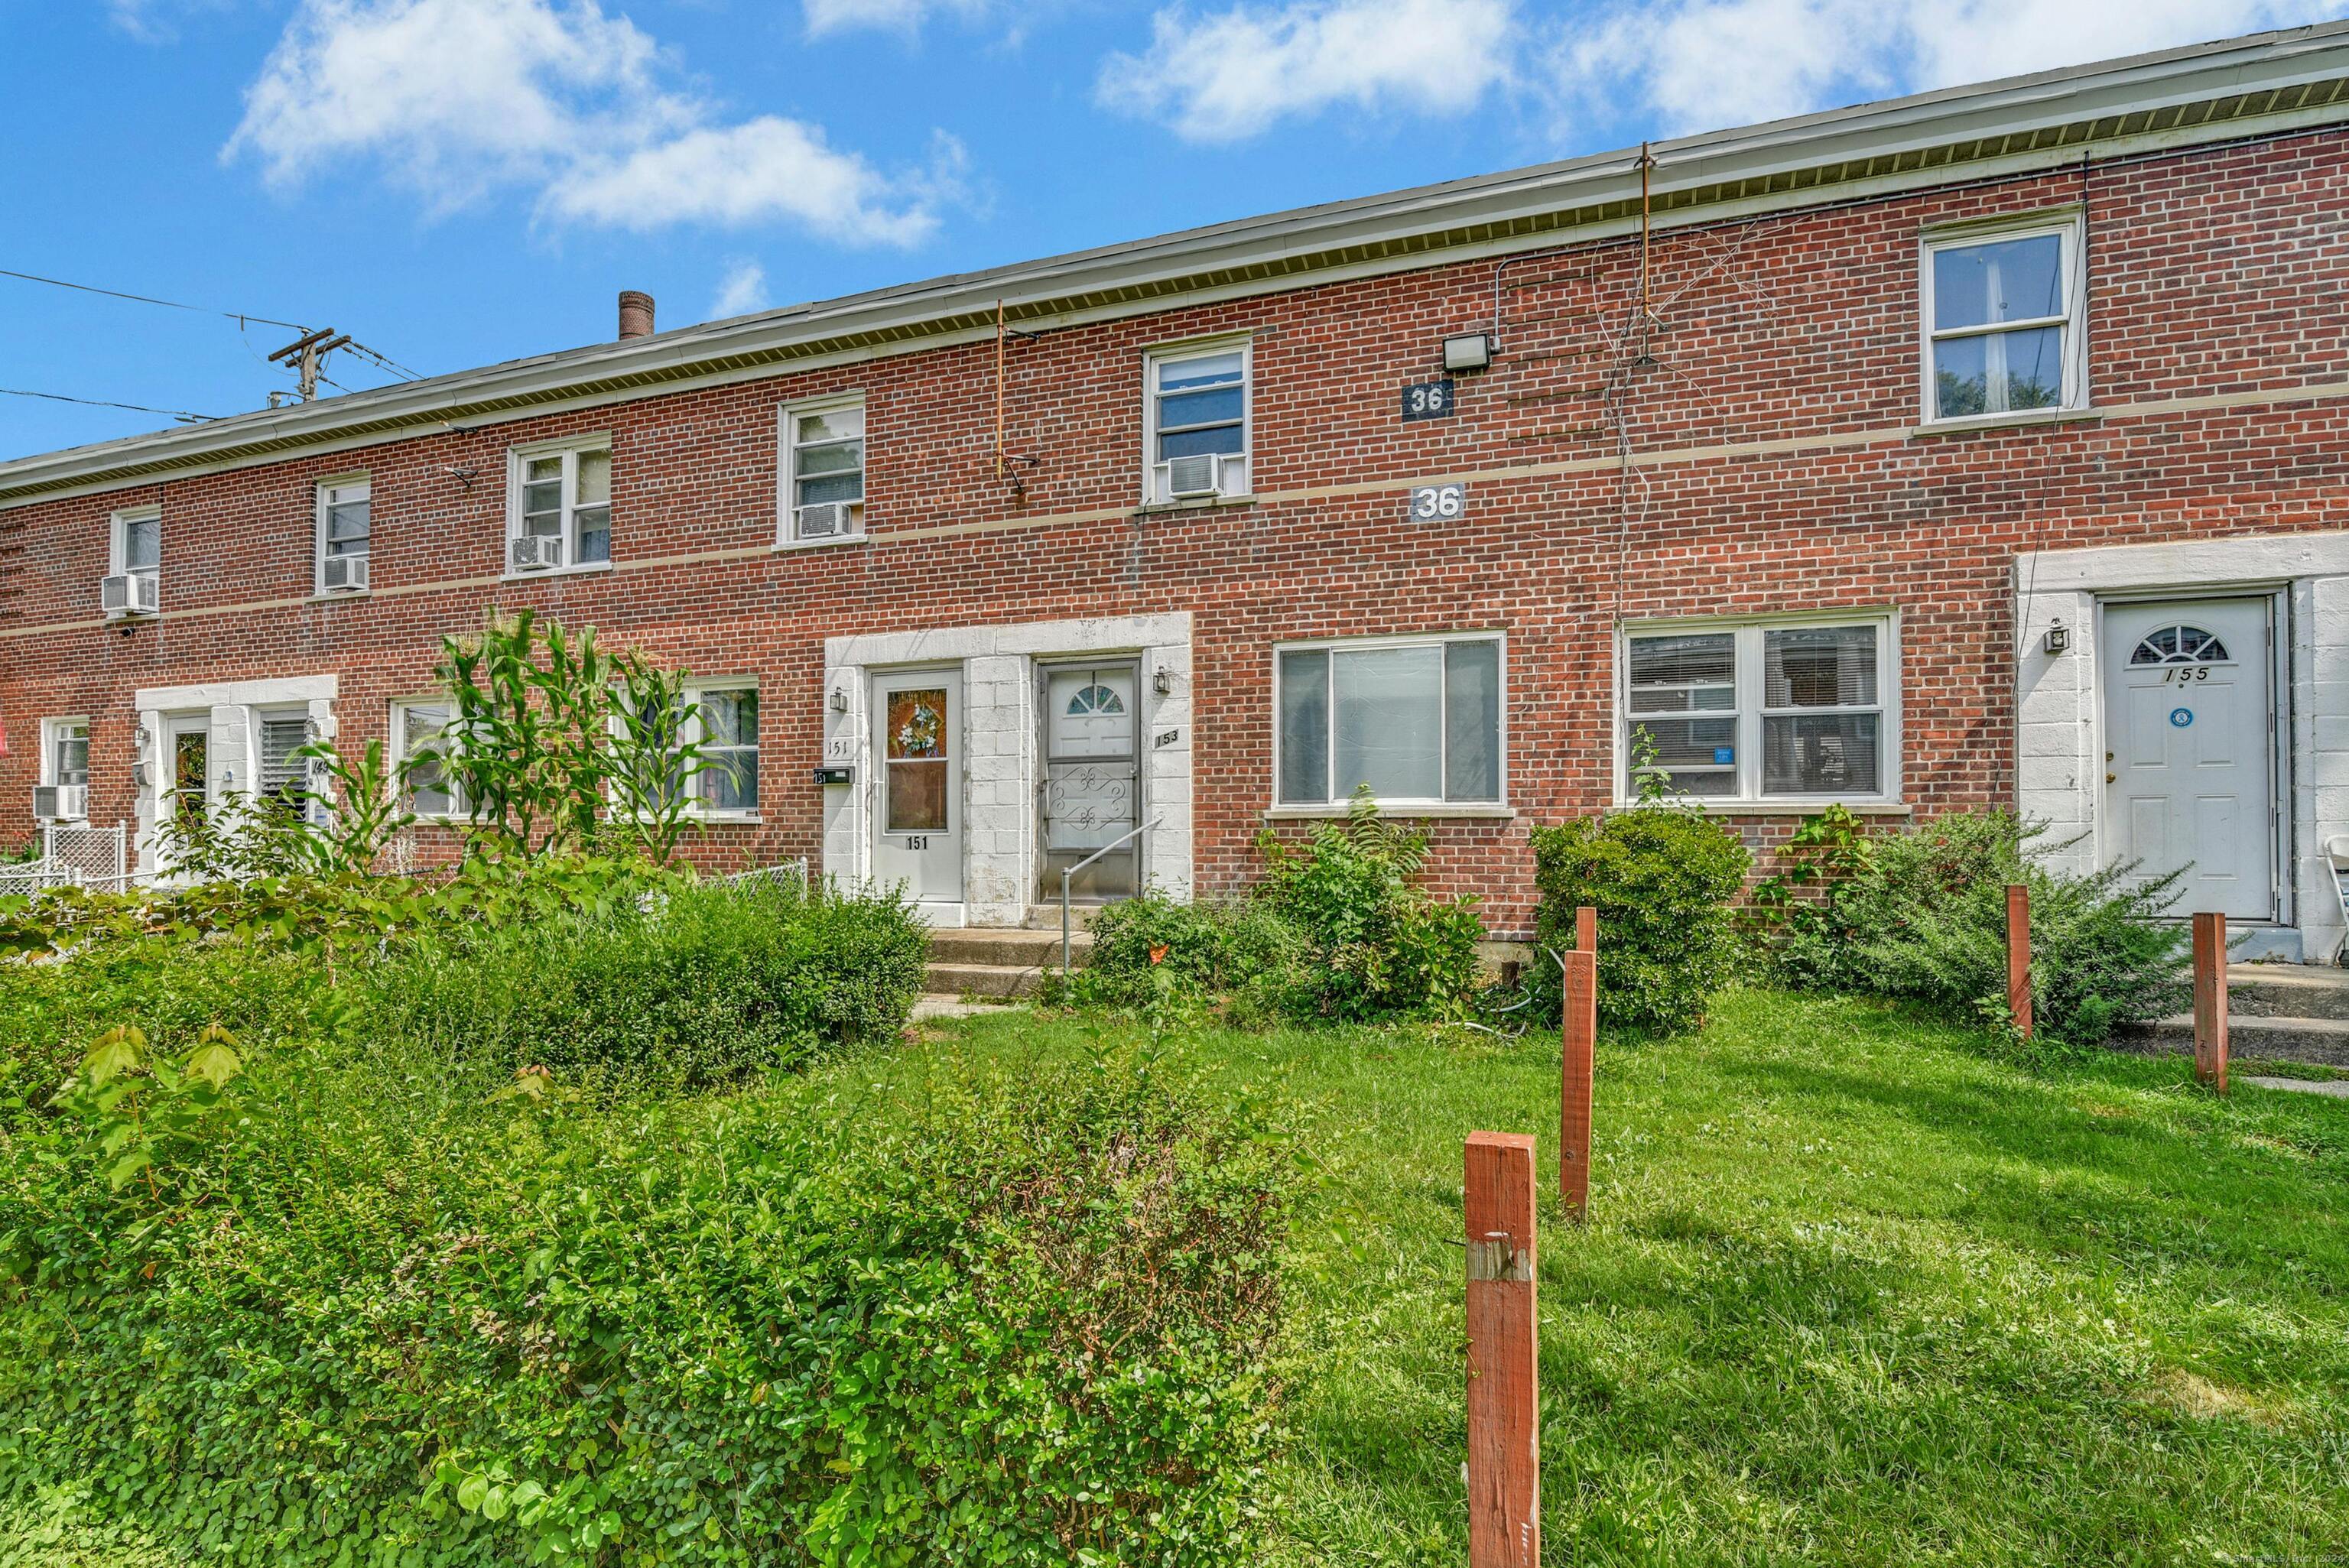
[617,290,655,341]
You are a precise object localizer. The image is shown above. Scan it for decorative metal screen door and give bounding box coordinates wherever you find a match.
[1038,663,1140,901]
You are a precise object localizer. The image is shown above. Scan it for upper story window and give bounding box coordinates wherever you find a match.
[1921,214,2084,424]
[507,437,610,573]
[392,698,462,820]
[780,398,865,545]
[1145,339,1250,504]
[316,476,371,593]
[106,505,161,618]
[1275,632,1503,810]
[1623,615,1897,804]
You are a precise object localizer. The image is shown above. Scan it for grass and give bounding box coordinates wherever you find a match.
[876,988,2349,1566]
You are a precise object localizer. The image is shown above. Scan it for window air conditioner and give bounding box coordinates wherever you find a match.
[509,534,561,572]
[796,502,853,539]
[1162,453,1226,499]
[101,573,156,616]
[321,553,369,592]
[33,784,86,822]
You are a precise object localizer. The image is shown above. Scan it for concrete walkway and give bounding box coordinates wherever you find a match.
[2243,1074,2349,1099]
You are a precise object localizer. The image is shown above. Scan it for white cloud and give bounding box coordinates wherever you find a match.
[109,0,244,44]
[1098,0,1516,141]
[802,0,990,35]
[226,0,957,243]
[710,261,772,318]
[1555,0,2344,135]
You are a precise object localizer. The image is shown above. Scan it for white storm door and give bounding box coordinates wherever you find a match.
[2100,598,2275,920]
[154,712,214,870]
[870,672,961,904]
[1039,664,1140,900]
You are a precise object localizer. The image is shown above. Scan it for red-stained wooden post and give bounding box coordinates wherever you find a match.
[2193,911,2229,1094]
[1465,1131,1539,1568]
[1575,904,1597,953]
[2006,884,2032,1039]
[1560,950,1596,1220]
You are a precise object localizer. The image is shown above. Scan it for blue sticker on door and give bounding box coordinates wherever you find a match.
[2169,708,2194,728]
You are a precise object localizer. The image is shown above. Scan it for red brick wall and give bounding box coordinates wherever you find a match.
[7,129,2349,933]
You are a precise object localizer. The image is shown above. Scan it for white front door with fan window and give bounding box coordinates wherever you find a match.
[870,671,961,904]
[1039,664,1140,901]
[2100,598,2276,920]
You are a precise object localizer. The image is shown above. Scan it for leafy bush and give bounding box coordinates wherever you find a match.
[1071,794,1485,1026]
[1530,807,1752,1034]
[0,1030,1293,1565]
[362,876,927,1086]
[1776,810,2189,1047]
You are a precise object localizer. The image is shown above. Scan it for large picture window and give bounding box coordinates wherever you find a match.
[1623,616,1896,803]
[1921,214,2084,423]
[1275,634,1503,808]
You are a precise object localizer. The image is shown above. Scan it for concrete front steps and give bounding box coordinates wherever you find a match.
[923,920,1092,1002]
[2117,963,2349,1067]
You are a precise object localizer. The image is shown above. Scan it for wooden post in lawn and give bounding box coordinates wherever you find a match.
[1575,904,1597,953]
[2006,883,2032,1040]
[2193,911,2229,1094]
[1464,1131,1539,1568]
[1560,949,1596,1221]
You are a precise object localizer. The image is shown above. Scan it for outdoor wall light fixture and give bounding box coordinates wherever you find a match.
[828,687,849,713]
[1441,332,1495,373]
[2043,619,2071,656]
[1153,667,1173,696]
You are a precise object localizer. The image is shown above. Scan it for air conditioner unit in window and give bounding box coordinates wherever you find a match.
[101,573,156,617]
[321,553,369,592]
[1162,452,1226,499]
[796,502,854,540]
[33,784,86,822]
[509,534,561,572]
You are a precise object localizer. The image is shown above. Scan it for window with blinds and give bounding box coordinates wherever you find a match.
[1622,618,1894,804]
[257,713,311,807]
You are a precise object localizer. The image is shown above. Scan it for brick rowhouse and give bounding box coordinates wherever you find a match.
[8,24,2349,951]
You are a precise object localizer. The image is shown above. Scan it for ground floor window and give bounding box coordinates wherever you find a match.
[391,700,462,818]
[689,684,759,815]
[1275,632,1503,807]
[1622,615,1895,803]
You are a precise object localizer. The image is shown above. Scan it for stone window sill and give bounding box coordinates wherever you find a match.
[1262,803,1516,821]
[1909,407,2100,438]
[502,559,614,583]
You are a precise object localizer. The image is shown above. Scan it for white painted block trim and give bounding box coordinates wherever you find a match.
[135,674,338,709]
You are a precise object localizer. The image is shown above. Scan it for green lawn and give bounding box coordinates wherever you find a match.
[891,989,2349,1566]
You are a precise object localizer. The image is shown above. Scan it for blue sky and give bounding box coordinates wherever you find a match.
[2,0,2337,460]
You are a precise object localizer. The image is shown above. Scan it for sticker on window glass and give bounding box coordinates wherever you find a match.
[1713,746,1735,765]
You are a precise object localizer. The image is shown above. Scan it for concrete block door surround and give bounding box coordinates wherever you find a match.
[2015,529,2349,963]
[822,613,1194,927]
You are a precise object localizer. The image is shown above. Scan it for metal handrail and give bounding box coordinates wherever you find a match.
[1061,816,1162,973]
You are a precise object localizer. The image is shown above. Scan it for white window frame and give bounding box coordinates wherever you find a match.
[314,472,372,594]
[775,393,868,549]
[1918,209,2087,427]
[1269,629,1508,815]
[391,697,466,821]
[504,434,612,576]
[110,505,161,612]
[684,680,761,820]
[39,716,92,822]
[1617,612,1902,808]
[1142,334,1252,506]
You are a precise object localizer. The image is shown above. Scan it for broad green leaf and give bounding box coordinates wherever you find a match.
[184,1041,243,1092]
[456,1472,488,1513]
[82,1027,146,1086]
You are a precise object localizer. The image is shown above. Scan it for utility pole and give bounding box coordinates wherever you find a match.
[267,326,350,403]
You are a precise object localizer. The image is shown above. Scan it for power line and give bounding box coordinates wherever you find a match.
[0,265,311,333]
[0,386,217,422]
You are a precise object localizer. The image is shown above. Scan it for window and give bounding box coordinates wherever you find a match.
[109,505,161,612]
[2130,625,2230,665]
[316,476,370,592]
[1145,339,1249,503]
[1921,215,2084,423]
[780,398,864,544]
[1623,617,1896,803]
[690,685,759,815]
[1275,634,1502,808]
[40,716,89,793]
[392,700,462,818]
[506,438,611,572]
[253,710,313,810]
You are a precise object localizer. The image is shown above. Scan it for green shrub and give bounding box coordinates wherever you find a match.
[1071,890,1304,1011]
[1530,807,1752,1034]
[1792,810,2189,1047]
[0,1031,1291,1566]
[363,877,927,1086]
